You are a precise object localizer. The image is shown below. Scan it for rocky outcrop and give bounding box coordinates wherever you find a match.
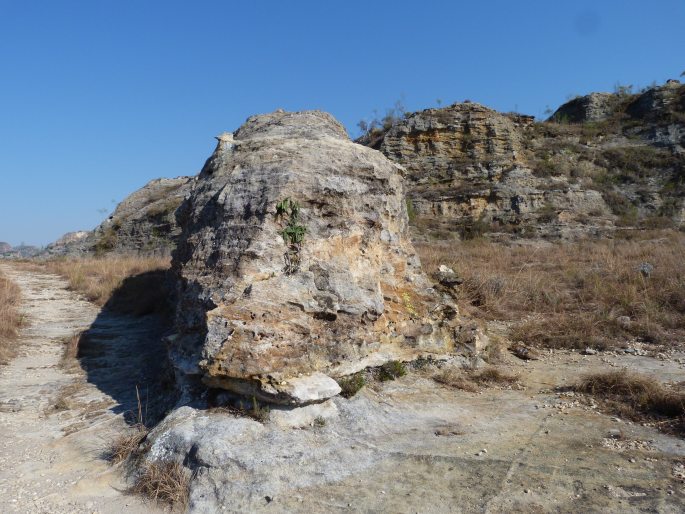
[92,176,194,254]
[44,176,195,256]
[42,231,90,256]
[627,79,684,122]
[368,81,685,240]
[168,110,485,406]
[550,92,620,123]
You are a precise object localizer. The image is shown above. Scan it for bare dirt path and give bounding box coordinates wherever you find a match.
[0,264,163,514]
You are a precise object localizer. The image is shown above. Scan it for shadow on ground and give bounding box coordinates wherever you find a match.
[75,270,177,426]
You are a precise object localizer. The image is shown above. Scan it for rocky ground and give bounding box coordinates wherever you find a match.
[0,264,165,514]
[2,265,683,512]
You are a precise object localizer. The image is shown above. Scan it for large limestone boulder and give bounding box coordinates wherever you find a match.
[170,110,482,405]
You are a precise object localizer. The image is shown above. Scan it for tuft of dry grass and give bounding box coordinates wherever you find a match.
[472,367,518,385]
[0,271,23,364]
[108,425,149,464]
[433,366,518,391]
[416,230,685,349]
[131,460,192,509]
[574,369,685,434]
[433,368,479,392]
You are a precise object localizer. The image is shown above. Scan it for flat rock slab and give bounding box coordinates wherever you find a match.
[144,348,685,513]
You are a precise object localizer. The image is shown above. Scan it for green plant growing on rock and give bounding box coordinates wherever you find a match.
[337,372,366,398]
[276,197,306,273]
[378,360,407,381]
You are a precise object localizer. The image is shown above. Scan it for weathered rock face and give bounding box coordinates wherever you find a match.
[550,92,620,123]
[42,231,90,256]
[91,176,195,254]
[369,81,685,241]
[43,176,195,256]
[627,80,684,122]
[170,110,481,405]
[381,102,532,179]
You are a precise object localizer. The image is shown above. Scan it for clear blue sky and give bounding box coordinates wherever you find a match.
[1,0,683,246]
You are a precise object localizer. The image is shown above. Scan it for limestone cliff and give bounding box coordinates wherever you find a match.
[366,80,685,240]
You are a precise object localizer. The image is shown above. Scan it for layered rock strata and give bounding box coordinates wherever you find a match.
[169,110,485,405]
[369,81,685,240]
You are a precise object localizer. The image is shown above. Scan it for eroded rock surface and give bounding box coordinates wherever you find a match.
[43,176,195,256]
[368,80,685,241]
[169,110,481,405]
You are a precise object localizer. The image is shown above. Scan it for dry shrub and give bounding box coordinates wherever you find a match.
[0,272,23,364]
[131,460,191,509]
[574,370,685,433]
[433,366,517,391]
[433,368,479,392]
[108,425,149,464]
[31,256,171,315]
[472,367,518,385]
[416,230,685,349]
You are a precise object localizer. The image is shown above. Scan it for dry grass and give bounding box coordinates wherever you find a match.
[574,369,685,434]
[131,460,192,509]
[433,368,479,392]
[40,256,170,307]
[433,366,518,391]
[417,230,685,349]
[108,425,149,464]
[0,271,23,364]
[19,256,172,317]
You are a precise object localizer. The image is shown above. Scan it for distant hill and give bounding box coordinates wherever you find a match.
[359,79,684,240]
[45,78,685,255]
[0,243,41,259]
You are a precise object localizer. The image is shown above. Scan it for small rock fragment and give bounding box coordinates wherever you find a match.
[509,342,540,361]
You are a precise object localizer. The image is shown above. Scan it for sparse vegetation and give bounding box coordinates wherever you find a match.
[0,271,23,364]
[26,256,170,310]
[108,425,149,464]
[417,230,685,349]
[574,369,685,434]
[146,196,184,218]
[337,372,366,398]
[276,197,306,274]
[377,360,407,381]
[405,197,417,222]
[356,100,407,148]
[94,223,120,253]
[131,460,192,509]
[433,368,479,392]
[433,366,518,391]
